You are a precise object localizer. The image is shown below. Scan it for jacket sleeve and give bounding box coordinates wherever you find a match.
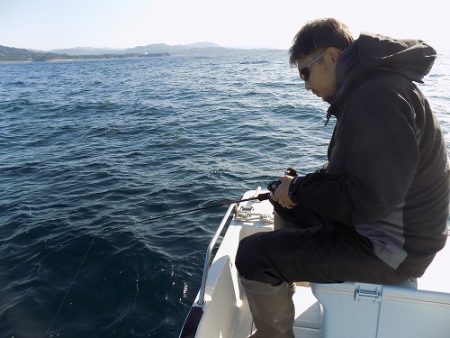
[289,80,420,225]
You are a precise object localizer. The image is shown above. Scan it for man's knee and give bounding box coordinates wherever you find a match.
[236,233,283,285]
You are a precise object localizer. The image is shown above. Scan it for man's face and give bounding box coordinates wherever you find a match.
[296,49,339,103]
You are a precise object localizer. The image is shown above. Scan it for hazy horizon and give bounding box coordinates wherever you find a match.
[2,41,289,54]
[1,0,449,52]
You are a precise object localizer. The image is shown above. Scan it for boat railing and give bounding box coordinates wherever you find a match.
[197,203,236,306]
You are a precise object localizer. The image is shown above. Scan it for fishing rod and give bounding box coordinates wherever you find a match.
[145,192,271,222]
[145,167,298,223]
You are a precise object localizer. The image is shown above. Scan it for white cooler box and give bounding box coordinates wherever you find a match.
[311,239,450,338]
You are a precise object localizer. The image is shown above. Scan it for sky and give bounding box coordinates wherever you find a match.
[1,0,449,52]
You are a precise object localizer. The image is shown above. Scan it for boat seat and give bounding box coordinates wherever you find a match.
[311,240,450,338]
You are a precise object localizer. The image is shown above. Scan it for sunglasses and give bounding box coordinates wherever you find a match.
[299,50,327,81]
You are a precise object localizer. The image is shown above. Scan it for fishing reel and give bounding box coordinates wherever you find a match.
[267,167,297,193]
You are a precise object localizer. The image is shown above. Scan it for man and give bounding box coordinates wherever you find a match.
[235,18,449,338]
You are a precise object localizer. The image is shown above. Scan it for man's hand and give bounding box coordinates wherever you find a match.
[271,175,297,209]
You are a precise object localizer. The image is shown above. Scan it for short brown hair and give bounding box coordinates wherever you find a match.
[289,18,354,65]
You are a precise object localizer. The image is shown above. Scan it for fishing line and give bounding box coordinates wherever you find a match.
[44,191,270,334]
[143,192,270,222]
[45,235,96,336]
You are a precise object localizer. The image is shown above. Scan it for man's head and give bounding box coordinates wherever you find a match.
[289,18,354,102]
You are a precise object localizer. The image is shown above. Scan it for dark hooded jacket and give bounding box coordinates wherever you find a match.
[289,33,449,276]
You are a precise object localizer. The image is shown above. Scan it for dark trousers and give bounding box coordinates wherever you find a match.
[236,217,408,286]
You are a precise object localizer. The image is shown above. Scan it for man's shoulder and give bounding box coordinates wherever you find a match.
[341,71,418,126]
[346,71,416,111]
[356,70,411,95]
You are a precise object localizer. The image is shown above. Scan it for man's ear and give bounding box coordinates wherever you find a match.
[327,47,342,64]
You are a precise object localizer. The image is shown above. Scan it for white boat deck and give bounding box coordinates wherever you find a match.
[292,285,322,337]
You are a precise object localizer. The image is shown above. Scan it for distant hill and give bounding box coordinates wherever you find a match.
[0,45,169,62]
[0,45,64,61]
[1,42,283,62]
[50,42,225,56]
[48,46,121,56]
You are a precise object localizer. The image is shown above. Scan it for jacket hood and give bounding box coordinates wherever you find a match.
[326,33,437,123]
[336,33,437,88]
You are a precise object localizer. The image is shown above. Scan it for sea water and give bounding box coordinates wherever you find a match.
[0,50,449,337]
